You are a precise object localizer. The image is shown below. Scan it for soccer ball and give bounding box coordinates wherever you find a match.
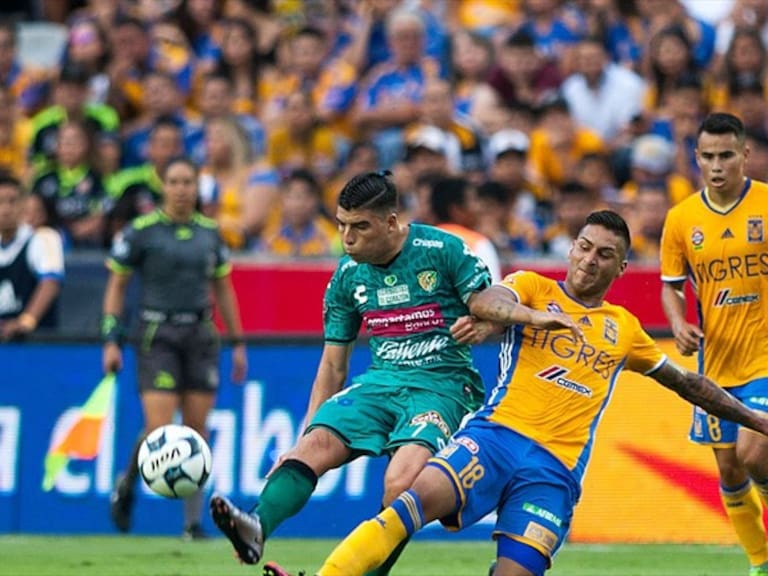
[137,424,212,498]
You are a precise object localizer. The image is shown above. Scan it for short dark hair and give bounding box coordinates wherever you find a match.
[0,171,23,195]
[338,171,398,214]
[160,156,198,180]
[430,177,468,223]
[285,168,321,197]
[477,180,508,204]
[697,113,746,144]
[584,210,631,253]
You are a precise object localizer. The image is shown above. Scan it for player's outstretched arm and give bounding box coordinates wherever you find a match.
[652,361,768,436]
[467,286,584,341]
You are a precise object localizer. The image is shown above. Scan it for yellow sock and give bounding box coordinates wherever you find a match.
[721,483,768,566]
[317,508,407,576]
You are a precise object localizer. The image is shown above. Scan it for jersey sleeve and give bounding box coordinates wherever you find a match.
[624,313,668,375]
[212,231,232,278]
[106,223,142,273]
[498,270,541,306]
[323,261,362,343]
[27,227,65,280]
[659,207,688,282]
[444,235,492,302]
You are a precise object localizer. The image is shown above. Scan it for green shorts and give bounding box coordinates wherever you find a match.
[307,382,472,459]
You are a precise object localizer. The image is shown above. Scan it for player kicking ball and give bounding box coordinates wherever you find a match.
[261,211,768,576]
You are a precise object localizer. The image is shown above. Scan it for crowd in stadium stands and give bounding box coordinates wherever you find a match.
[0,0,765,263]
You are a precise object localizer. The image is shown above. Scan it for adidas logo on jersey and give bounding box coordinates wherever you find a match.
[721,228,734,239]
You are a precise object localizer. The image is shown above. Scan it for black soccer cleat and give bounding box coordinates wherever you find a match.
[110,473,134,533]
[210,493,264,564]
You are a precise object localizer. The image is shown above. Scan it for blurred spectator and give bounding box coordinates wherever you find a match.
[257,168,339,257]
[745,128,768,181]
[619,134,695,206]
[401,125,451,182]
[30,63,120,170]
[266,89,340,185]
[542,180,600,258]
[403,78,484,179]
[31,121,105,249]
[627,182,671,261]
[120,70,193,167]
[449,29,497,117]
[574,152,622,210]
[714,0,768,62]
[637,0,716,70]
[486,128,542,254]
[213,16,273,118]
[61,16,111,104]
[0,19,49,117]
[711,26,768,111]
[188,71,266,165]
[105,15,152,122]
[561,36,646,145]
[0,173,64,339]
[202,116,259,251]
[148,16,195,99]
[646,73,706,183]
[487,28,561,109]
[29,61,119,172]
[105,116,183,241]
[643,24,706,113]
[342,0,448,76]
[728,76,768,136]
[580,0,643,69]
[175,0,222,78]
[350,7,442,169]
[430,176,502,283]
[263,25,358,138]
[528,94,605,194]
[0,86,31,181]
[324,140,379,216]
[517,0,583,73]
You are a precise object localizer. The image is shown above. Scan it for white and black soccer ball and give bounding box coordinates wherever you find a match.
[138,424,212,498]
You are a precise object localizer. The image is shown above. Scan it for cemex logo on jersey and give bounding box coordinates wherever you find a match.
[537,366,593,397]
[713,289,759,307]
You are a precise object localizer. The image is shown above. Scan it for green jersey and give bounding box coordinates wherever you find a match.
[324,223,492,408]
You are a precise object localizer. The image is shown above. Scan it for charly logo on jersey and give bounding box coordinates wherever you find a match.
[714,289,759,307]
[691,227,704,250]
[417,270,438,293]
[747,217,764,243]
[546,301,563,313]
[537,366,592,397]
[603,318,618,345]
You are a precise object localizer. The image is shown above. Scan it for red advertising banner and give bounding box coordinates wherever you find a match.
[231,261,695,335]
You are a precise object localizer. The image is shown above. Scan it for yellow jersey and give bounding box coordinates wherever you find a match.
[481,271,666,477]
[660,178,768,387]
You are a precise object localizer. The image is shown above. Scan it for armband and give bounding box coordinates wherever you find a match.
[101,314,124,345]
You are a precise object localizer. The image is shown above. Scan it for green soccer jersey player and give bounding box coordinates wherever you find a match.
[210,171,494,573]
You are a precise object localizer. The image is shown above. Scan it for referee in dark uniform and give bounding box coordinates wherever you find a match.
[102,157,247,539]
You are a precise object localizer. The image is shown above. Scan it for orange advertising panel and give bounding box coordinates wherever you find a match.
[570,339,743,543]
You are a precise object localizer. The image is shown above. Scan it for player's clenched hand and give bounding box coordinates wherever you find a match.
[102,342,123,373]
[671,321,703,356]
[530,310,585,342]
[450,315,500,344]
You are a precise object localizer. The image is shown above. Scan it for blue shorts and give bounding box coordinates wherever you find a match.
[689,378,768,446]
[427,419,580,560]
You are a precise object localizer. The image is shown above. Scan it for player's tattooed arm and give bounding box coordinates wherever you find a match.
[653,361,768,436]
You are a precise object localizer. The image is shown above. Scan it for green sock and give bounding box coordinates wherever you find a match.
[252,459,318,539]
[364,536,411,576]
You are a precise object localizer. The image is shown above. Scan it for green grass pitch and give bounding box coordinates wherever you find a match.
[0,536,750,575]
